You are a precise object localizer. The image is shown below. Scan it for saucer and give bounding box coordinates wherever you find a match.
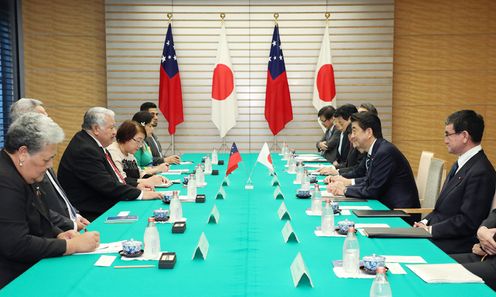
[360,265,389,275]
[119,249,144,258]
[296,193,311,199]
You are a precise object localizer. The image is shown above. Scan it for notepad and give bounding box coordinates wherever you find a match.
[406,263,484,284]
[353,209,410,217]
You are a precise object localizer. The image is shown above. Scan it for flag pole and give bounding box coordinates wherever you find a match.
[219,136,229,153]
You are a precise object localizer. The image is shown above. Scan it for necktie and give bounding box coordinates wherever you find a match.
[447,161,459,182]
[365,154,372,171]
[46,170,78,221]
[104,149,126,184]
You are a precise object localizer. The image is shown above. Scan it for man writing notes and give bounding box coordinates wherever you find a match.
[414,110,495,254]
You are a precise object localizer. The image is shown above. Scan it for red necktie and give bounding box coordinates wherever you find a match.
[104,149,126,184]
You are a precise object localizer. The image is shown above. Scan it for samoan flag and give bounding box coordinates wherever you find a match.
[226,142,242,176]
[264,25,293,136]
[158,23,184,135]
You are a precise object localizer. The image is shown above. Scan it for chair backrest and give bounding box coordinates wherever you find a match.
[416,151,434,204]
[422,157,446,208]
[490,190,496,213]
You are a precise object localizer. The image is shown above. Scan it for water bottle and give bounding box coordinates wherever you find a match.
[212,149,218,164]
[204,156,212,174]
[169,190,183,222]
[312,184,323,213]
[143,217,160,259]
[288,154,296,173]
[195,165,204,187]
[370,266,392,297]
[343,227,360,275]
[281,142,286,155]
[295,162,304,184]
[187,173,197,200]
[301,170,310,190]
[321,199,334,235]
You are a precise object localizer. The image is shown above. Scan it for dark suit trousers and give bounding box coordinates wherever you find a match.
[450,253,496,290]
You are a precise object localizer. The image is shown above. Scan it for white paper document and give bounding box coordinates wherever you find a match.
[340,205,372,210]
[383,255,426,264]
[385,263,407,274]
[406,263,484,283]
[74,241,125,255]
[356,223,390,236]
[314,227,346,237]
[94,255,116,267]
[179,195,196,202]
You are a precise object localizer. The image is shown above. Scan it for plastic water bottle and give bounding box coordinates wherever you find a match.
[187,173,197,200]
[295,162,304,184]
[312,184,323,213]
[370,267,392,297]
[301,170,310,190]
[343,227,360,275]
[212,149,218,164]
[288,154,296,173]
[143,217,160,259]
[195,165,204,187]
[321,199,334,235]
[204,156,212,174]
[169,190,183,222]
[281,142,286,155]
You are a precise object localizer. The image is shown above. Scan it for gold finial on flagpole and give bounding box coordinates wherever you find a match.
[167,13,173,22]
[220,12,225,20]
[274,13,279,24]
[325,12,331,20]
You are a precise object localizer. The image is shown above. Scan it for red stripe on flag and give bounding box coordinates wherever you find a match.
[159,66,184,135]
[264,71,293,135]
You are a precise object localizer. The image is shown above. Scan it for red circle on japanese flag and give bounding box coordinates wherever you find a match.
[316,64,336,101]
[212,64,234,100]
[268,154,272,164]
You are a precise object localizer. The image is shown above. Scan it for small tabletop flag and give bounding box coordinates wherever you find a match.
[257,142,274,172]
[226,142,242,176]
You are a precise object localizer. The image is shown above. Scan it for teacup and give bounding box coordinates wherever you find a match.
[161,191,173,204]
[309,175,318,183]
[337,219,355,234]
[122,239,142,256]
[362,254,386,274]
[183,176,189,185]
[153,208,170,221]
[330,201,340,213]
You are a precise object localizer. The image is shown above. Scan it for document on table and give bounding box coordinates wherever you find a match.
[382,255,426,263]
[406,263,484,283]
[74,241,125,255]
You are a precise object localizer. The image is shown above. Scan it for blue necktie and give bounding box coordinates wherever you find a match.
[447,161,459,182]
[365,154,372,171]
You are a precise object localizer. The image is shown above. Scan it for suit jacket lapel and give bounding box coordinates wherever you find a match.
[435,151,483,207]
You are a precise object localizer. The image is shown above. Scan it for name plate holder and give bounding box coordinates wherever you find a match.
[222,176,230,186]
[207,205,220,224]
[282,221,299,243]
[271,176,280,187]
[192,232,209,260]
[277,202,291,220]
[216,187,226,200]
[290,252,314,287]
[273,187,285,200]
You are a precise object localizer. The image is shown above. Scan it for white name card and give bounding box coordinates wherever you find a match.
[277,202,291,220]
[290,252,314,287]
[273,187,285,200]
[208,205,220,224]
[222,176,230,186]
[192,232,209,260]
[271,176,280,186]
[282,221,299,243]
[216,187,226,200]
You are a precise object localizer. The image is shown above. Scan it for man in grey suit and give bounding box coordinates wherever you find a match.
[316,105,340,162]
[140,102,180,165]
[414,110,496,254]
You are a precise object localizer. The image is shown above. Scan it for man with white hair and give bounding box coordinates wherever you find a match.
[58,107,163,221]
[10,98,89,231]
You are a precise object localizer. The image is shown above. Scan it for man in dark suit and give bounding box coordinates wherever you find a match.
[450,210,496,290]
[58,107,163,221]
[328,112,420,224]
[316,105,340,162]
[140,102,180,165]
[414,110,496,254]
[333,104,357,166]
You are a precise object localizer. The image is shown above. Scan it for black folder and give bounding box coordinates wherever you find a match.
[352,209,410,217]
[362,227,432,238]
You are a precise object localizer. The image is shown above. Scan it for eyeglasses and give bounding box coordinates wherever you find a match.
[132,138,144,146]
[320,118,329,123]
[444,131,460,138]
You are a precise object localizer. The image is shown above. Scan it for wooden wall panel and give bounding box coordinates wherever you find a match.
[393,0,496,173]
[22,0,107,167]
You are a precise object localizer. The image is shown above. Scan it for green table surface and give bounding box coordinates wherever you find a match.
[1,153,494,297]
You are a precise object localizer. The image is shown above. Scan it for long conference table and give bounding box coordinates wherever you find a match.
[1,153,494,297]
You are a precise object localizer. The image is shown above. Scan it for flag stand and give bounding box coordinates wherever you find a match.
[164,134,178,156]
[244,163,257,190]
[270,135,281,151]
[219,137,229,153]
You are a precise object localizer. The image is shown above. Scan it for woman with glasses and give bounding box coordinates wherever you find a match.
[107,119,169,188]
